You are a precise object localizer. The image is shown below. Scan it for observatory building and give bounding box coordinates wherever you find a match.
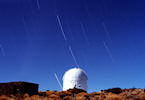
[62,68,88,91]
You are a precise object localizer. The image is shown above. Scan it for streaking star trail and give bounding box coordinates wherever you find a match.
[80,22,90,45]
[0,44,5,56]
[69,46,79,68]
[102,22,112,43]
[36,0,40,9]
[103,41,115,63]
[56,15,67,41]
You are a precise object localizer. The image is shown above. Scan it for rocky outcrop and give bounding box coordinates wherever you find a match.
[1,87,145,100]
[0,81,38,96]
[103,87,122,94]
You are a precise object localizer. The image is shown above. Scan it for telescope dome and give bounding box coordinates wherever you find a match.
[62,68,88,91]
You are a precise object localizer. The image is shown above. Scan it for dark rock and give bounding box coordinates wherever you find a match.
[103,87,122,94]
[67,87,87,94]
[0,81,38,96]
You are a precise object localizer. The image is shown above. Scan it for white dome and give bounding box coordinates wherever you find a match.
[62,68,88,91]
[63,68,88,80]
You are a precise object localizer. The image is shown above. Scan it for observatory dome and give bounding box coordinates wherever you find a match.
[62,68,88,91]
[63,68,88,80]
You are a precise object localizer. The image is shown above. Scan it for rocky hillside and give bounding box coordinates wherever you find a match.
[0,88,145,100]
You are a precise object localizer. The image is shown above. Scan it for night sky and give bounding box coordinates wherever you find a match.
[0,0,145,92]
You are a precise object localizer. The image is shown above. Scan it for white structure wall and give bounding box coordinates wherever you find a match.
[62,68,88,91]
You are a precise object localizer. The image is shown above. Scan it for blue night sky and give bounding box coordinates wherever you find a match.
[0,0,145,92]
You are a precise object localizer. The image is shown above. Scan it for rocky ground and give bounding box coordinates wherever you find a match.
[1,88,145,100]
